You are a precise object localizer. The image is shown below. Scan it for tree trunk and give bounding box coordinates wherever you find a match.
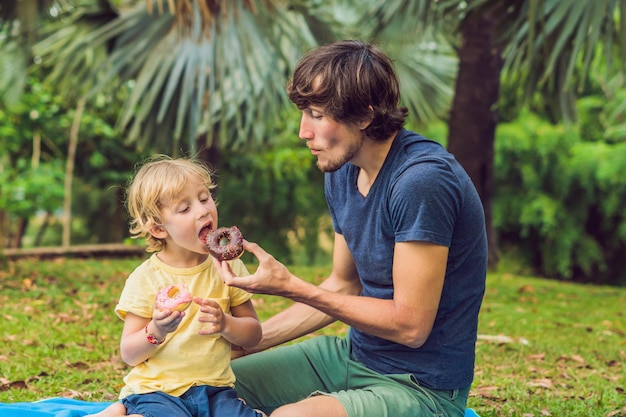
[11,217,29,249]
[34,211,51,246]
[196,129,222,194]
[0,209,7,248]
[197,142,221,173]
[109,187,126,243]
[62,98,85,248]
[447,8,503,269]
[10,127,43,248]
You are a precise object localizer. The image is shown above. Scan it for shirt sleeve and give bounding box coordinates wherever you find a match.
[389,160,462,247]
[115,261,156,321]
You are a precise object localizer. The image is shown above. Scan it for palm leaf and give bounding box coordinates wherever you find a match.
[498,0,626,121]
[362,0,441,31]
[1,0,117,103]
[31,0,317,154]
[383,30,458,124]
[357,0,458,125]
[0,38,29,106]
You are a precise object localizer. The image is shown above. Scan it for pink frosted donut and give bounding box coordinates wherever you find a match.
[155,284,193,312]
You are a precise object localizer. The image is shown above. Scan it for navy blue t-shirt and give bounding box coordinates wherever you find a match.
[325,128,487,390]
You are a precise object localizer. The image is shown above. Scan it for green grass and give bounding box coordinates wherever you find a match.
[0,257,624,416]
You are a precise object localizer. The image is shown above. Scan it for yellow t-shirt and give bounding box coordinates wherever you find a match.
[115,253,252,399]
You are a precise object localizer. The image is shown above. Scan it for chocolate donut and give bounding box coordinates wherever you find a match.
[207,226,244,261]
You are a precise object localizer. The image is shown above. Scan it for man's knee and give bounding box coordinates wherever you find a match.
[269,403,302,417]
[269,396,347,417]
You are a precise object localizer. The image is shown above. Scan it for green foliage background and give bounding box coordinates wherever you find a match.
[2,69,626,284]
[493,112,626,285]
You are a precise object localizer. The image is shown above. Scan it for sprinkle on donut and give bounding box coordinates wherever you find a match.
[206,226,244,261]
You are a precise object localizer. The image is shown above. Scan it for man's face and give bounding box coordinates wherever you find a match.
[299,106,364,172]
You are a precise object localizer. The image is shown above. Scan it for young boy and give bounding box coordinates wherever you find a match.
[89,155,265,417]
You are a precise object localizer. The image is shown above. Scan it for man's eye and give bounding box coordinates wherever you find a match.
[305,108,323,119]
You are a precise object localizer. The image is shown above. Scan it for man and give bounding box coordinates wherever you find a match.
[216,39,487,417]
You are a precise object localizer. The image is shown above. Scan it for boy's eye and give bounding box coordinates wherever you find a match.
[178,205,190,213]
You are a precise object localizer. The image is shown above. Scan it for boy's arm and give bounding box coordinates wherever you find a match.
[120,309,185,366]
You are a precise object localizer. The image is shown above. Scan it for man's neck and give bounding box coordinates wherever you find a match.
[354,131,398,196]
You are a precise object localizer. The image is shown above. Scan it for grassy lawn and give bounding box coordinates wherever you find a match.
[0,257,624,416]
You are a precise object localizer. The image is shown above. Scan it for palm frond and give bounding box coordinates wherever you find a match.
[356,0,458,124]
[377,26,458,124]
[499,0,626,120]
[32,0,317,153]
[0,0,108,105]
[361,0,442,33]
[0,38,28,106]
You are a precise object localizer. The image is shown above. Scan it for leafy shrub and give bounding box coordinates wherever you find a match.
[494,111,626,285]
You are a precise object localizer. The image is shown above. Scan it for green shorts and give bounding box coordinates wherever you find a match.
[232,335,469,417]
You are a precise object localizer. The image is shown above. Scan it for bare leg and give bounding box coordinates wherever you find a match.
[84,401,141,417]
[270,395,346,417]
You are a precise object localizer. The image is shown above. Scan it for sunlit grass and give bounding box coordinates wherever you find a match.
[473,273,625,416]
[0,258,624,416]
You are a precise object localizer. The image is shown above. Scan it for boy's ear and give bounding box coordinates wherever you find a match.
[149,224,168,239]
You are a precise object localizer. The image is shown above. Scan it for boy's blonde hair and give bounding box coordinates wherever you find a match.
[126,155,216,252]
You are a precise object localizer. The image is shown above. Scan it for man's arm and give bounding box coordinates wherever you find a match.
[217,234,447,350]
[241,232,362,353]
[284,240,447,348]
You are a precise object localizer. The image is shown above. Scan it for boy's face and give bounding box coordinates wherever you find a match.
[156,179,218,256]
[299,105,366,173]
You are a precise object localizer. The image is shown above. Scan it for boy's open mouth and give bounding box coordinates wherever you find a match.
[199,225,212,244]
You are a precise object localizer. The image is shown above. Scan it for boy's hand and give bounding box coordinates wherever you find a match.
[151,306,185,335]
[194,297,226,335]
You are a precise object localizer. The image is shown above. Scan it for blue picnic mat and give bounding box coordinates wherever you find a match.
[0,397,480,416]
[0,398,113,416]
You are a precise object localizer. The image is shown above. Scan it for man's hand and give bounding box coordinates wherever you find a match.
[213,240,294,297]
[230,344,248,359]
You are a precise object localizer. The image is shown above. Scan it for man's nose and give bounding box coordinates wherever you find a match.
[299,114,313,141]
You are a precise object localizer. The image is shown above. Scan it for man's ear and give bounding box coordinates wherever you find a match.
[150,224,168,239]
[358,105,374,130]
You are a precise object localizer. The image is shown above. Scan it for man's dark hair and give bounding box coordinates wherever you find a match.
[287,40,408,141]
